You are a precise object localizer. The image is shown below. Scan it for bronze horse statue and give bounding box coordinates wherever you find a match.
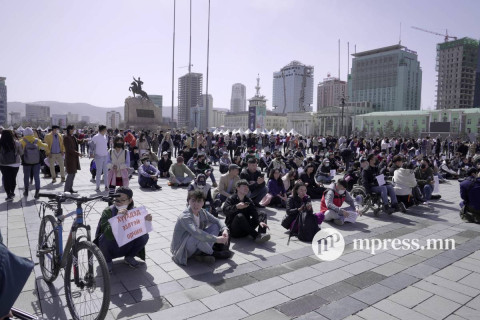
[129,76,149,100]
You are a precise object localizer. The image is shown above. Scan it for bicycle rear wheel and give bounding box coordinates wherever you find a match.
[38,215,59,283]
[64,241,110,320]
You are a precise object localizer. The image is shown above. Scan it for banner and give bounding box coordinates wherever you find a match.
[108,206,152,247]
[248,106,256,131]
[255,106,266,130]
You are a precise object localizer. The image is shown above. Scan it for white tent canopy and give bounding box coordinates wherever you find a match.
[17,126,24,131]
[279,128,286,135]
[253,128,260,135]
[244,129,252,134]
[288,128,299,135]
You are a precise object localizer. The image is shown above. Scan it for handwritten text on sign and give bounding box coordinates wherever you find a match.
[108,206,152,247]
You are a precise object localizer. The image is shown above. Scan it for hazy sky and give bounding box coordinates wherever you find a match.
[2,0,479,111]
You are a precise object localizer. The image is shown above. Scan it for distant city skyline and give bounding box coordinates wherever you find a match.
[1,0,480,111]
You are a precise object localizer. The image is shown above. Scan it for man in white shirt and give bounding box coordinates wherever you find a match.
[90,125,109,191]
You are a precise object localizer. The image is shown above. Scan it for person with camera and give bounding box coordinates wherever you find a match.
[171,190,230,265]
[320,179,359,225]
[223,180,271,243]
[193,152,218,188]
[282,182,314,230]
[240,158,268,207]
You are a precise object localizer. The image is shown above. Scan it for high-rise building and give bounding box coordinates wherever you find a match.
[106,111,121,129]
[348,44,422,111]
[230,83,246,112]
[26,104,50,122]
[81,116,90,123]
[148,94,163,124]
[437,38,479,109]
[317,76,346,109]
[178,73,203,130]
[67,112,79,123]
[475,44,480,108]
[272,61,314,113]
[0,77,7,126]
[9,112,21,125]
[192,94,213,131]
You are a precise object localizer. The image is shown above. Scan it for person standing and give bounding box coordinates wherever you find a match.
[63,125,81,193]
[107,136,130,194]
[44,125,66,183]
[90,125,109,192]
[20,127,48,199]
[0,130,23,201]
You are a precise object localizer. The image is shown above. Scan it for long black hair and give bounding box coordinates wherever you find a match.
[0,130,16,151]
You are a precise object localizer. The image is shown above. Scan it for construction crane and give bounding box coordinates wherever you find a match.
[411,26,457,42]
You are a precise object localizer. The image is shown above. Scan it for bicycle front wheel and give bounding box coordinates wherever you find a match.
[38,215,59,283]
[64,241,110,320]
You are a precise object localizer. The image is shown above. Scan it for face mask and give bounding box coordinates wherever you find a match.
[115,204,128,211]
[144,161,150,166]
[197,184,205,189]
[337,189,345,195]
[325,163,330,167]
[115,143,123,148]
[421,164,426,169]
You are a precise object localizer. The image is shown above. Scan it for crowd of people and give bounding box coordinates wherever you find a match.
[1,125,480,271]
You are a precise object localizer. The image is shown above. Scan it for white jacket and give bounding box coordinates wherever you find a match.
[392,168,417,196]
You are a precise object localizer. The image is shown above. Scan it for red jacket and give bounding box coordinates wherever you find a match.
[320,188,346,213]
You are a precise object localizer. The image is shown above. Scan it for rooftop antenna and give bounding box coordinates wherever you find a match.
[338,39,341,79]
[399,22,402,45]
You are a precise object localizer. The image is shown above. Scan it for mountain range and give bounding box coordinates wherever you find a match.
[7,101,179,122]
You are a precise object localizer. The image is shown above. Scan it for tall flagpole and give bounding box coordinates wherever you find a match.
[205,0,211,131]
[171,0,176,126]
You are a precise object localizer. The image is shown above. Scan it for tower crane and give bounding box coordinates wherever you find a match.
[411,26,457,42]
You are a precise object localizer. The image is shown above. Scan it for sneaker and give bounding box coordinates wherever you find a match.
[431,194,442,200]
[212,250,232,259]
[5,195,13,202]
[104,186,109,191]
[333,219,344,225]
[95,187,100,192]
[124,256,140,268]
[254,233,271,244]
[383,205,394,215]
[194,253,215,263]
[212,182,218,188]
[34,190,40,199]
[23,190,28,197]
[154,185,162,190]
[398,202,407,213]
[107,262,113,274]
[52,179,57,184]
[61,178,66,183]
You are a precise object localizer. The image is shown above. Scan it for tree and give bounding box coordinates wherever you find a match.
[394,124,402,137]
[412,124,420,138]
[377,127,384,139]
[384,120,394,137]
[404,125,410,139]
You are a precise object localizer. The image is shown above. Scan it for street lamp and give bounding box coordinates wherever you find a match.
[338,94,349,137]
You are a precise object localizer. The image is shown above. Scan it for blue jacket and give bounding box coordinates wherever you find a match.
[460,177,480,210]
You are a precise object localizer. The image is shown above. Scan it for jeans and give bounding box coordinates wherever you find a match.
[316,175,333,184]
[423,184,433,201]
[185,223,219,257]
[248,186,268,205]
[0,166,19,195]
[99,233,149,263]
[95,155,108,189]
[371,184,398,206]
[64,173,75,192]
[23,164,40,192]
[230,213,267,238]
[170,176,193,185]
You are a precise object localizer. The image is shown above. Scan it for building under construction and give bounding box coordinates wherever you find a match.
[178,72,203,130]
[436,37,479,109]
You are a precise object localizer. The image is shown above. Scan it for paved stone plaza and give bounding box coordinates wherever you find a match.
[2,157,480,320]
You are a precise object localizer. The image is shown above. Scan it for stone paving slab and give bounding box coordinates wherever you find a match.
[2,157,480,319]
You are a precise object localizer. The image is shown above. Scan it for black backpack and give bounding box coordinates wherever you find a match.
[288,210,320,243]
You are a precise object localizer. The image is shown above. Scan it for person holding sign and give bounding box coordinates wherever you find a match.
[361,154,400,215]
[98,187,151,273]
[171,190,230,265]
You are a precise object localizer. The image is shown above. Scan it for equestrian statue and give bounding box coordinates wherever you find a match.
[129,76,150,100]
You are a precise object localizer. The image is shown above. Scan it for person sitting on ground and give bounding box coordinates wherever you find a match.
[213,164,240,210]
[393,162,421,209]
[388,155,404,177]
[344,161,361,192]
[300,163,325,199]
[315,158,334,185]
[240,158,268,207]
[459,168,480,223]
[186,152,197,171]
[259,151,272,172]
[158,151,172,178]
[268,151,287,175]
[171,190,230,265]
[414,159,441,204]
[282,182,314,230]
[168,156,196,187]
[138,155,162,190]
[362,154,400,214]
[260,168,287,208]
[282,168,300,196]
[222,180,271,243]
[439,159,459,179]
[98,187,151,273]
[219,151,231,174]
[188,174,217,217]
[319,179,359,225]
[194,152,218,187]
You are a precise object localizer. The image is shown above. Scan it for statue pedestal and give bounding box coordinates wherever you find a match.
[124,96,162,129]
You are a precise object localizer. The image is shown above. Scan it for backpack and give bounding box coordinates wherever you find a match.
[0,146,16,165]
[288,210,320,243]
[23,139,40,164]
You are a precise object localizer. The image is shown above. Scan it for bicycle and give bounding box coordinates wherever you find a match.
[36,192,117,320]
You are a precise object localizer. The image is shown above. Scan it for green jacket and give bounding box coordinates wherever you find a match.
[99,206,146,260]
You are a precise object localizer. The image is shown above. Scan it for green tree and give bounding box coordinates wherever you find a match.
[377,127,384,139]
[394,124,402,137]
[384,120,394,137]
[404,125,411,138]
[412,124,420,138]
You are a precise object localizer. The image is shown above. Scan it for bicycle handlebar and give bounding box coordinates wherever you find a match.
[37,192,119,203]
